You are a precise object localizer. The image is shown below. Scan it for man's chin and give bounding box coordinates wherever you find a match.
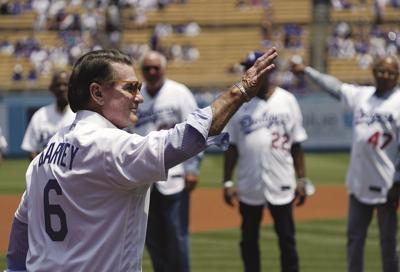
[129,116,139,126]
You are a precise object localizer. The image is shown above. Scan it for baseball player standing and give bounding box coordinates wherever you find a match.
[291,55,400,272]
[131,50,202,272]
[223,52,310,272]
[6,48,278,271]
[21,70,75,160]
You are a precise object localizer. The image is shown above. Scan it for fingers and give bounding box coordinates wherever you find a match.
[186,182,197,192]
[185,174,198,192]
[295,186,306,207]
[295,195,306,207]
[223,194,234,207]
[223,188,236,207]
[185,180,198,192]
[255,47,278,73]
[240,47,278,98]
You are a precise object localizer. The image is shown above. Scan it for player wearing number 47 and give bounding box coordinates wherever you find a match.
[291,54,400,272]
[6,48,278,271]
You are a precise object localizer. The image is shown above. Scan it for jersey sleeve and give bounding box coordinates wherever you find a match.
[14,191,28,224]
[21,113,40,153]
[14,162,34,223]
[340,84,370,110]
[104,130,167,188]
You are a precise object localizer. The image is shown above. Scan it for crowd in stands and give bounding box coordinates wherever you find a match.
[228,20,306,94]
[0,0,203,83]
[149,22,200,61]
[331,0,400,25]
[7,0,391,95]
[331,0,400,11]
[327,22,400,69]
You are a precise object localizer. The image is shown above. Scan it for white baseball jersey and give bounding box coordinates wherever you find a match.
[0,127,7,152]
[16,110,168,271]
[226,87,307,205]
[340,84,400,204]
[133,79,198,195]
[21,103,75,153]
[14,108,222,271]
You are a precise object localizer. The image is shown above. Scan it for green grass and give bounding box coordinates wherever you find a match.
[0,158,29,194]
[0,152,349,194]
[0,217,383,271]
[197,152,349,188]
[184,217,381,272]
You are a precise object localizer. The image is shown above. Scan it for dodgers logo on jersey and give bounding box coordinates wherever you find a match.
[136,107,179,128]
[354,109,394,126]
[240,112,290,135]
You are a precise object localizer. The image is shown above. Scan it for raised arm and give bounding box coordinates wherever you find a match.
[209,47,277,135]
[164,48,278,170]
[291,63,343,100]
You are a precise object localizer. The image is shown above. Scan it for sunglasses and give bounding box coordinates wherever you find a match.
[142,65,161,72]
[110,80,142,94]
[375,69,398,79]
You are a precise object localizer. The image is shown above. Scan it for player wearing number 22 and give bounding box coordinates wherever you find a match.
[223,52,309,272]
[292,55,400,272]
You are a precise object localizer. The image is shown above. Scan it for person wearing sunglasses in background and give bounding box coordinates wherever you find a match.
[129,50,202,272]
[6,48,278,271]
[291,54,400,272]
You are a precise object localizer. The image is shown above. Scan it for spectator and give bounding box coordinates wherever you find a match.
[27,66,38,82]
[12,64,24,81]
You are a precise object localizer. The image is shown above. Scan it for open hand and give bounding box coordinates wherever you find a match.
[241,47,278,99]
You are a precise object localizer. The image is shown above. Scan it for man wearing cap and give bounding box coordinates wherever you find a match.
[222,51,312,272]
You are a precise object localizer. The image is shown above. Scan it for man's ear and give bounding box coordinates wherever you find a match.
[89,82,104,106]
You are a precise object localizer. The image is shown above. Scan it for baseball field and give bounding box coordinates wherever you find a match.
[0,153,386,271]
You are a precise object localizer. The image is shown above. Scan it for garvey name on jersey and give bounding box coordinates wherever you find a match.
[38,141,79,170]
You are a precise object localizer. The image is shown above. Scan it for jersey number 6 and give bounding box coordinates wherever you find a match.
[44,179,68,241]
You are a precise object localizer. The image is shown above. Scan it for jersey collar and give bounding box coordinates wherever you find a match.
[74,110,118,129]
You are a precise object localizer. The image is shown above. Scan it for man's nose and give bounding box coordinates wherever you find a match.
[135,92,144,103]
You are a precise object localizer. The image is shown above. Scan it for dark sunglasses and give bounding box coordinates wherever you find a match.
[142,65,161,72]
